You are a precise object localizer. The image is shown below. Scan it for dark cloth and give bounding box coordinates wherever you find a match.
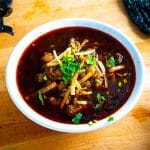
[123,0,150,34]
[0,0,13,35]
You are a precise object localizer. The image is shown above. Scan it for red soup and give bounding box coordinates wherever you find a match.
[17,27,136,124]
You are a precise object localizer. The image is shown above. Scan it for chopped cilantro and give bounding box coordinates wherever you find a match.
[108,116,114,122]
[88,121,93,126]
[94,103,101,110]
[96,92,101,100]
[96,93,106,101]
[38,90,44,105]
[88,120,96,126]
[43,75,48,81]
[60,56,80,83]
[86,54,96,66]
[101,96,105,101]
[106,56,116,68]
[95,93,106,110]
[72,113,83,124]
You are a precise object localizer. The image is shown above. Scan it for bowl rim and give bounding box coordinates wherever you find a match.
[6,18,145,133]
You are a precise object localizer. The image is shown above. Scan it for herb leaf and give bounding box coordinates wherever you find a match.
[106,56,116,68]
[95,93,106,110]
[43,75,48,81]
[38,90,44,105]
[88,120,96,126]
[108,116,114,122]
[72,113,83,124]
[60,56,80,83]
[96,93,106,102]
[94,103,101,110]
[86,54,96,66]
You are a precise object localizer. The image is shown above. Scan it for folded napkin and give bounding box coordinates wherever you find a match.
[123,0,150,34]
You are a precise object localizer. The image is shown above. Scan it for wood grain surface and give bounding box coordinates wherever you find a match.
[0,0,150,150]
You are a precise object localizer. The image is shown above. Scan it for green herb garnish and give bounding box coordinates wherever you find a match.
[43,75,48,81]
[94,103,101,110]
[60,56,80,83]
[88,120,96,126]
[106,56,116,68]
[95,93,106,110]
[86,54,96,66]
[38,90,44,105]
[96,93,106,101]
[72,113,83,124]
[108,116,114,122]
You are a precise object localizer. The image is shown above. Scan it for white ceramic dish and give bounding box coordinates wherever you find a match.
[6,18,144,133]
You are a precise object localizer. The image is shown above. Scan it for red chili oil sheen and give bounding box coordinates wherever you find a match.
[16,27,136,124]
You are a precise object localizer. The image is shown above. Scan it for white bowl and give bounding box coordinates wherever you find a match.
[6,18,144,133]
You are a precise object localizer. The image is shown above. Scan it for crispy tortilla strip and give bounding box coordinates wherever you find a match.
[75,49,95,55]
[79,72,93,84]
[60,89,70,109]
[97,60,106,75]
[40,82,57,94]
[71,72,79,95]
[53,50,62,64]
[46,47,71,67]
[25,82,57,101]
[108,65,125,73]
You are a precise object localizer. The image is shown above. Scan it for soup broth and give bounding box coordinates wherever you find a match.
[17,27,136,124]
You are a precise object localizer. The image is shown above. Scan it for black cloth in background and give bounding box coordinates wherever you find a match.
[123,0,150,34]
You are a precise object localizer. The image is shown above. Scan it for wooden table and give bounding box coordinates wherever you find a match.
[0,0,150,149]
